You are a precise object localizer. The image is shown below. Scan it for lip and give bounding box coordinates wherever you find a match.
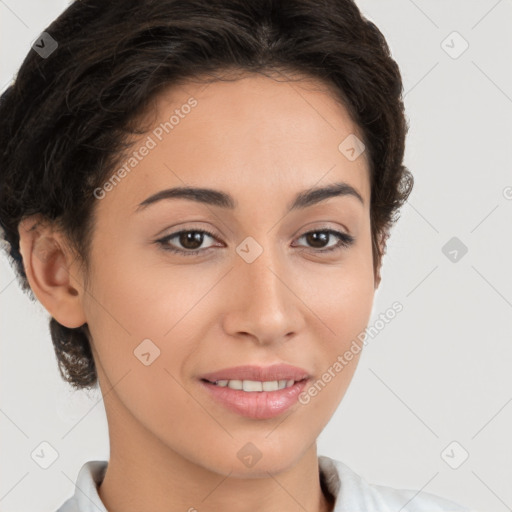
[198,364,311,419]
[199,378,309,419]
[199,364,310,383]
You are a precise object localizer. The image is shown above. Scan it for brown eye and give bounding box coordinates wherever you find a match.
[294,229,355,253]
[304,231,329,248]
[157,229,219,256]
[177,231,206,250]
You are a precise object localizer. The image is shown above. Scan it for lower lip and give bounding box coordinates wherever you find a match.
[199,379,309,419]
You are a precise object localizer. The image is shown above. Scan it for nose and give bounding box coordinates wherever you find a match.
[220,242,305,346]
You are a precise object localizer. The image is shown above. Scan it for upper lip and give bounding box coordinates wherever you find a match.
[199,364,310,383]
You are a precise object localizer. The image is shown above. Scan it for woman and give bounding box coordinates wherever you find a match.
[0,0,474,510]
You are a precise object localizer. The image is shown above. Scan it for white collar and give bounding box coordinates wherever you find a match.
[56,455,472,511]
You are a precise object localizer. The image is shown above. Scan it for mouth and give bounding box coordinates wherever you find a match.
[197,364,311,419]
[198,370,311,420]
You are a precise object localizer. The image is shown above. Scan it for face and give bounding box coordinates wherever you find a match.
[79,71,376,477]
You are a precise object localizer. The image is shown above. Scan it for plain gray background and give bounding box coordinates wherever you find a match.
[1,1,511,511]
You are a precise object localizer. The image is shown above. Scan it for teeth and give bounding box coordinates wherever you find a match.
[211,379,297,391]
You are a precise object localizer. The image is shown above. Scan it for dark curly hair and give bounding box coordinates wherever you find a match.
[0,0,413,390]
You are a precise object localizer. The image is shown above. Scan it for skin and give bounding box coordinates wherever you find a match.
[19,71,383,512]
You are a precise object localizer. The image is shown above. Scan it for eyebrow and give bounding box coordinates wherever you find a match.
[135,181,364,213]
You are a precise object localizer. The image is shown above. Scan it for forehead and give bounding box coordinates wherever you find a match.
[101,72,370,214]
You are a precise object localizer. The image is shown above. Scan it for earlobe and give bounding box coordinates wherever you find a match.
[374,229,389,290]
[374,270,382,290]
[18,215,87,328]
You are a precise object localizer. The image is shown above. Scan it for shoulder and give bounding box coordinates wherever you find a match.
[54,460,108,512]
[318,455,474,512]
[55,497,77,512]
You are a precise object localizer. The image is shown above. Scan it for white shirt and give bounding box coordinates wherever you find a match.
[56,455,475,512]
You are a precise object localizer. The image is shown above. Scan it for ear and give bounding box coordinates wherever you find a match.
[374,229,389,290]
[18,214,87,328]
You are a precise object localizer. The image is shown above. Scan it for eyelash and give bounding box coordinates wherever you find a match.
[155,227,355,257]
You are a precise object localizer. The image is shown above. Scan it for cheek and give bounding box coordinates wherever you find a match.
[82,255,198,423]
[294,267,373,426]
[296,238,375,341]
[324,273,375,343]
[309,273,373,388]
[82,244,217,398]
[296,237,375,395]
[85,239,205,335]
